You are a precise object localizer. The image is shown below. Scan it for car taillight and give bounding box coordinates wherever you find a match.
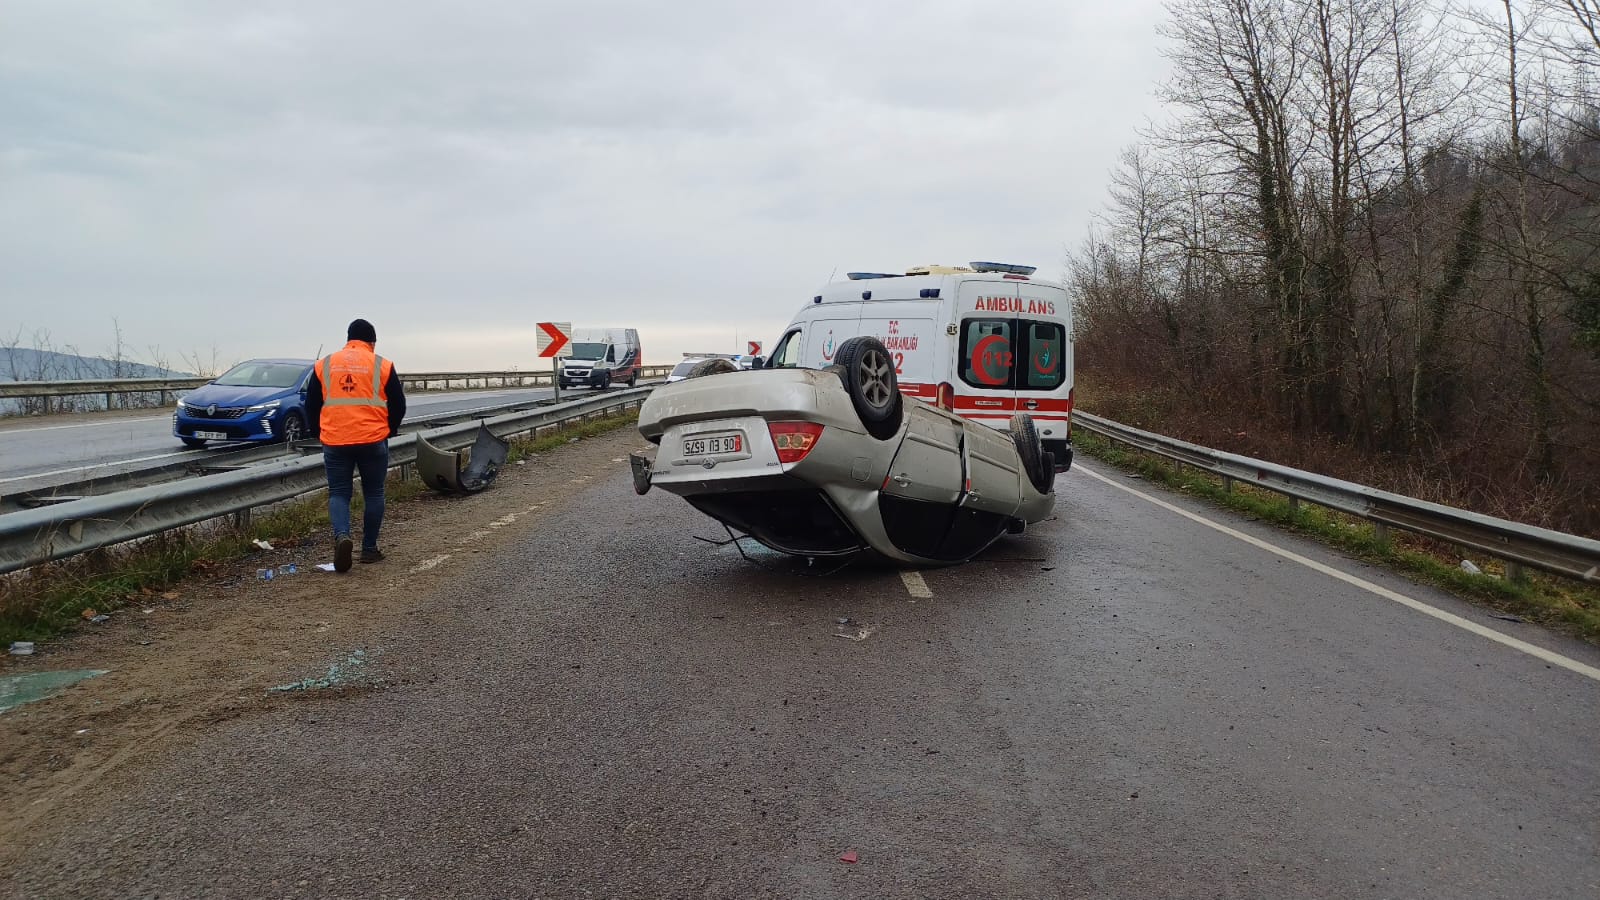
[936,382,955,411]
[768,421,825,464]
[1066,386,1074,437]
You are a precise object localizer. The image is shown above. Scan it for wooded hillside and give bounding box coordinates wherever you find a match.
[1069,0,1600,535]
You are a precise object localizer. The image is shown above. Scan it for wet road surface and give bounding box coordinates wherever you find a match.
[4,457,1597,898]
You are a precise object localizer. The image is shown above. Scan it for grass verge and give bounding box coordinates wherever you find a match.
[1074,428,1600,645]
[0,411,639,646]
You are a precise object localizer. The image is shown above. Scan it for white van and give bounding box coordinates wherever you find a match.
[560,328,643,389]
[766,262,1074,469]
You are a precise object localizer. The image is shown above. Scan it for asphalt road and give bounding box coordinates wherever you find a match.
[6,455,1598,898]
[0,387,560,485]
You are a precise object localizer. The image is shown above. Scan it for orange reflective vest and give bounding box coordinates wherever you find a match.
[318,341,393,446]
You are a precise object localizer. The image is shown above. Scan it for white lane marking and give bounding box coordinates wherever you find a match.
[1076,464,1600,683]
[409,554,451,573]
[0,414,171,435]
[0,450,199,485]
[901,571,933,599]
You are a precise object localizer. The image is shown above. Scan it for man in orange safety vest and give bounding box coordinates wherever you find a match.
[305,318,407,572]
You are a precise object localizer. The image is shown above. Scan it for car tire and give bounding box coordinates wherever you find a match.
[832,337,902,438]
[599,372,612,390]
[627,371,638,388]
[281,412,306,444]
[688,358,738,377]
[1009,414,1055,494]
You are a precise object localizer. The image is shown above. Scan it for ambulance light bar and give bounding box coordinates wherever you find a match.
[846,272,900,280]
[969,261,1037,276]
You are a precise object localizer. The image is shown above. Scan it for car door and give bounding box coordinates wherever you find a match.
[877,403,964,559]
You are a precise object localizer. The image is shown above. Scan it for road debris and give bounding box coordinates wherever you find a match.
[315,563,336,572]
[269,649,375,693]
[418,424,510,495]
[839,850,858,864]
[80,608,99,620]
[834,625,877,642]
[1460,559,1482,575]
[1490,613,1525,623]
[252,539,274,551]
[9,641,35,656]
[835,617,852,625]
[257,567,276,581]
[0,669,108,714]
[88,614,110,624]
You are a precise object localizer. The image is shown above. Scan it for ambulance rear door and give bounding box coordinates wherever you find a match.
[953,279,1021,429]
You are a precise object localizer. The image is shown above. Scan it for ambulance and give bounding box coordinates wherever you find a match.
[765,262,1074,470]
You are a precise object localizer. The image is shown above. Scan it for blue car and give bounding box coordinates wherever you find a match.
[173,358,316,448]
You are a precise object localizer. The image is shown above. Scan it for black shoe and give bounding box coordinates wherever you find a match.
[359,548,385,564]
[334,535,354,573]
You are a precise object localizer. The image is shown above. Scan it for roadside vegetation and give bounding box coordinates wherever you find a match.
[1067,0,1600,539]
[0,413,639,646]
[1073,422,1600,645]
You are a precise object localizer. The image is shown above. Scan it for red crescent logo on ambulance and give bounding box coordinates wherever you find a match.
[971,334,1011,386]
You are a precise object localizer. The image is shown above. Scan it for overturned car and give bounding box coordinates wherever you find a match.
[632,337,1057,565]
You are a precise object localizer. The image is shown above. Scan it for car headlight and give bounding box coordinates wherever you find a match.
[175,398,189,409]
[247,399,281,412]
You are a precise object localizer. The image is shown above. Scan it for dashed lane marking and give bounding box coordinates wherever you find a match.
[1076,463,1600,683]
[901,571,933,599]
[409,554,451,574]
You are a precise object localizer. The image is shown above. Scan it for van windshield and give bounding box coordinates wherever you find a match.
[569,342,608,360]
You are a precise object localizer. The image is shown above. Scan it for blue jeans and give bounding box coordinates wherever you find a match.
[324,440,388,551]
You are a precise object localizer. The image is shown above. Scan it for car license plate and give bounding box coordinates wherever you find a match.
[194,430,228,440]
[683,433,742,456]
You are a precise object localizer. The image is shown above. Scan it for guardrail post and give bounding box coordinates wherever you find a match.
[1288,496,1300,516]
[1373,523,1391,549]
[233,508,251,530]
[1222,475,1234,493]
[105,391,114,411]
[1506,561,1527,583]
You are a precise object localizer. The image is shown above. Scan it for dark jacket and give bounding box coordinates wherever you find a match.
[306,361,407,439]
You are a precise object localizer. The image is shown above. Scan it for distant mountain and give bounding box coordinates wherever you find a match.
[0,348,192,382]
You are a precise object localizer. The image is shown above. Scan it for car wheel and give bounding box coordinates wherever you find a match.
[688,358,738,377]
[833,336,902,437]
[628,372,638,388]
[281,412,306,444]
[181,437,207,449]
[1009,414,1055,494]
[599,372,612,390]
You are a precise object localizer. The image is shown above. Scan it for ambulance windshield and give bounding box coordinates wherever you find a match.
[569,342,608,360]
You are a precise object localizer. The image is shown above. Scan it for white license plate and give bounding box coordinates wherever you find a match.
[683,433,743,456]
[194,430,228,440]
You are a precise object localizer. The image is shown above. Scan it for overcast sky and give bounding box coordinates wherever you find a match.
[1,0,1172,372]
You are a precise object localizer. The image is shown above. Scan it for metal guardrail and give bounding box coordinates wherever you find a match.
[0,388,651,575]
[405,366,673,390]
[0,366,677,401]
[1074,411,1600,583]
[0,377,207,401]
[0,388,587,513]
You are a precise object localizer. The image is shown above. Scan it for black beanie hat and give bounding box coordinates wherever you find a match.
[347,318,377,343]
